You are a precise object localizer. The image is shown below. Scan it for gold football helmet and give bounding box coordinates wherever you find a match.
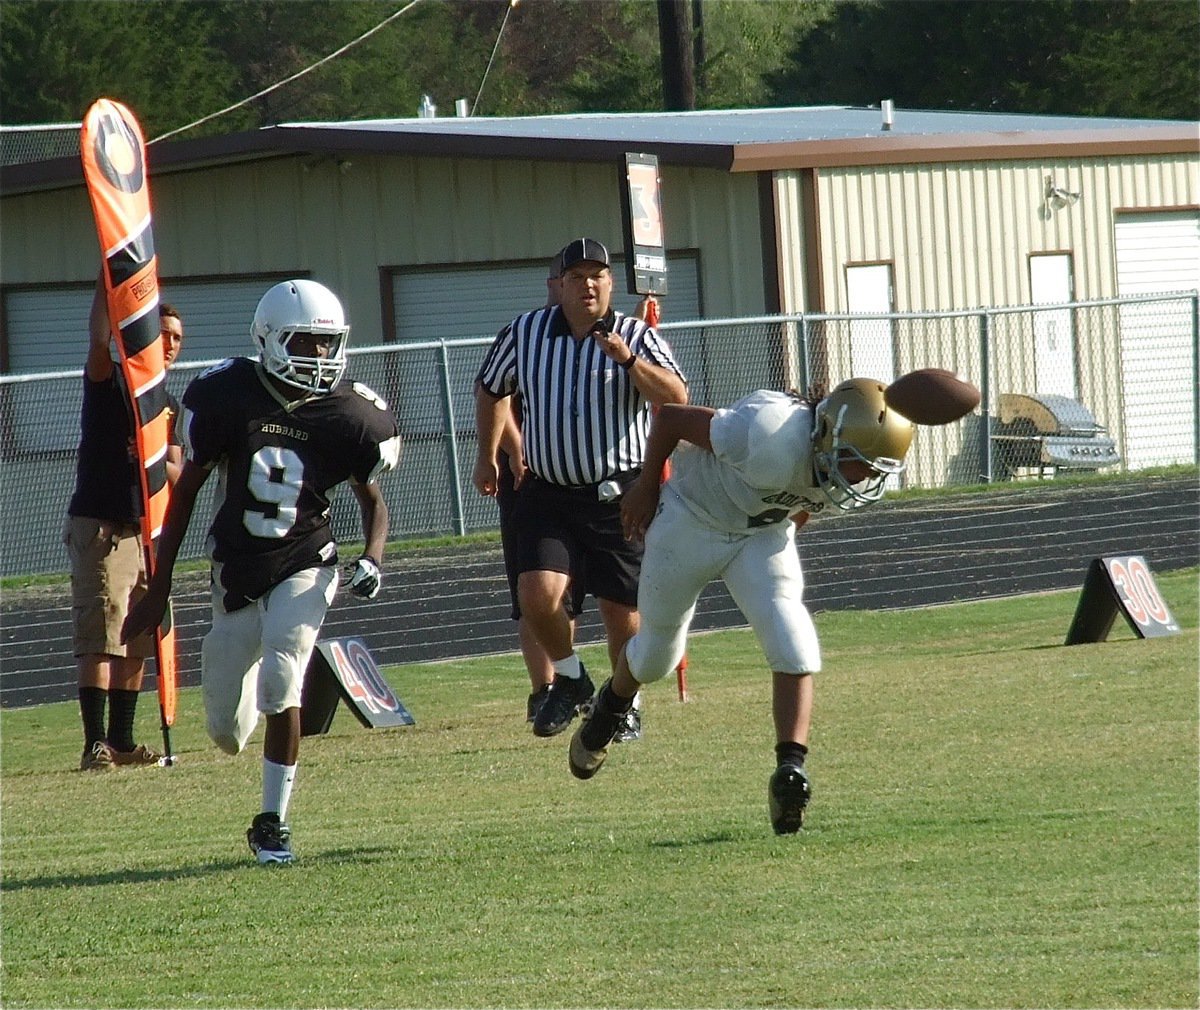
[812,378,914,509]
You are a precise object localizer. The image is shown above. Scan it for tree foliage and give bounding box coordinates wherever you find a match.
[767,0,1199,120]
[0,1,235,136]
[0,0,1193,146]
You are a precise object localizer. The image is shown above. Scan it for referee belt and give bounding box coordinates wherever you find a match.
[528,469,643,501]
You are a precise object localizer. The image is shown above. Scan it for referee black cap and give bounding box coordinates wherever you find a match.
[559,237,610,274]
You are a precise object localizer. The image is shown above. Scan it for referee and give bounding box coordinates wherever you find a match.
[473,237,688,738]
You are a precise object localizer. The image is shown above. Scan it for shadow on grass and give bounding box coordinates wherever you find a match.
[649,829,741,848]
[0,845,395,891]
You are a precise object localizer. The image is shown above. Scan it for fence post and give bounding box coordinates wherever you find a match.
[438,340,467,535]
[978,311,994,482]
[799,316,812,395]
[1192,293,1199,467]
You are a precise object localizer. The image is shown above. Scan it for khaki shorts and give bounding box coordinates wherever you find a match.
[65,516,154,659]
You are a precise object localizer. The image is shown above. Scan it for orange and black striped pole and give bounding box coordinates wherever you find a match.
[81,99,178,760]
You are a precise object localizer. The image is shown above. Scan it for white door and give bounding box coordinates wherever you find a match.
[845,263,902,490]
[1114,212,1200,468]
[846,264,895,384]
[1029,253,1076,397]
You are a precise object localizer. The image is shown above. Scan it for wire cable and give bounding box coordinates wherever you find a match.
[149,0,427,145]
[471,0,519,116]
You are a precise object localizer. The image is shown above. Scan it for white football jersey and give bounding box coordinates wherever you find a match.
[668,390,830,534]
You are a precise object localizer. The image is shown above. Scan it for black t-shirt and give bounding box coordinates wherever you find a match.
[181,358,400,611]
[68,372,139,523]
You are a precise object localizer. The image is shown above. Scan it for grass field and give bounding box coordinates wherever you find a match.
[2,570,1196,1008]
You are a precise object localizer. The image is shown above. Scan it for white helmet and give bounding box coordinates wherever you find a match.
[251,279,349,395]
[812,378,913,510]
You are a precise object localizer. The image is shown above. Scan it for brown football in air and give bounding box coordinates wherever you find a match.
[884,368,980,425]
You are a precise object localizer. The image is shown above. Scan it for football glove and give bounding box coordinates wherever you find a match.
[346,556,382,599]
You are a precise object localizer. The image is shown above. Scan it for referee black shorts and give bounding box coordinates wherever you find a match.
[498,454,585,621]
[513,472,644,609]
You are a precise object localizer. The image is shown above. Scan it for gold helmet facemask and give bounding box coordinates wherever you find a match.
[812,378,914,510]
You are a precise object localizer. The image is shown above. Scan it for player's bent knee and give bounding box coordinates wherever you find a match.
[625,629,685,685]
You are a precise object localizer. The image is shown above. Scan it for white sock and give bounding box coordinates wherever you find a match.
[262,758,297,821]
[551,654,581,679]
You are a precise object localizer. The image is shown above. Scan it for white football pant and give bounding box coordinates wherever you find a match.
[201,565,338,754]
[625,489,821,683]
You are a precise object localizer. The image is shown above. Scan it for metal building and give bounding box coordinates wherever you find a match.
[0,106,1196,575]
[3,105,1195,365]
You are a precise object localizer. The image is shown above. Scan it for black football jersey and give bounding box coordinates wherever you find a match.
[180,357,400,611]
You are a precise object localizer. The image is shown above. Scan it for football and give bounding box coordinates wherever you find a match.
[884,368,980,425]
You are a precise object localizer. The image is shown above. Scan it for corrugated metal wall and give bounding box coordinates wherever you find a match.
[807,154,1198,313]
[772,152,1198,485]
[1,155,767,353]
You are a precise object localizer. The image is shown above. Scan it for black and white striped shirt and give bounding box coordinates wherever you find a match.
[478,306,686,486]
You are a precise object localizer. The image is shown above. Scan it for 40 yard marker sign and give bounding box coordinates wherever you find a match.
[80,99,178,759]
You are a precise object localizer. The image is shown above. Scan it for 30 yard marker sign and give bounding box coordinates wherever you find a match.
[1065,555,1180,645]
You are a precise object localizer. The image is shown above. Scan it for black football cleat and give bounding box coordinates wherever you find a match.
[247,812,295,865]
[532,667,594,738]
[611,702,642,743]
[526,684,552,723]
[768,763,811,835]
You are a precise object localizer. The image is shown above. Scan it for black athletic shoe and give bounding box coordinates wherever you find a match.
[247,812,294,865]
[526,684,552,723]
[612,703,641,743]
[768,763,811,835]
[532,667,595,738]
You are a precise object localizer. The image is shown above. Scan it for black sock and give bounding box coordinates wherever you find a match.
[775,741,808,768]
[79,686,108,750]
[598,681,634,715]
[107,689,139,752]
[579,681,633,750]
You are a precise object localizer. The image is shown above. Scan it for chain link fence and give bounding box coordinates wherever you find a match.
[2,294,1195,578]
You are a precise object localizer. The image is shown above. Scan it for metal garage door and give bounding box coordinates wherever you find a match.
[2,277,279,375]
[1114,212,1200,468]
[390,252,702,345]
[387,252,703,437]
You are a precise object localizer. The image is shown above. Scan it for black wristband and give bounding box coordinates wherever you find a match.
[620,355,636,371]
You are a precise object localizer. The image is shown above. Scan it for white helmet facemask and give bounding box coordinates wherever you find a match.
[251,279,349,395]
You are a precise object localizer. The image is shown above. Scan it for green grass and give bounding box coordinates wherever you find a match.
[2,570,1197,1008]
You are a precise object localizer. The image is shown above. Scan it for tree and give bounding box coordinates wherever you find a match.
[766,0,1199,120]
[0,1,502,139]
[0,1,235,136]
[2,0,1191,141]
[690,0,832,110]
[493,0,830,114]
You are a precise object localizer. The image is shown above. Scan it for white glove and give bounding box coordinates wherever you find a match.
[347,556,382,599]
